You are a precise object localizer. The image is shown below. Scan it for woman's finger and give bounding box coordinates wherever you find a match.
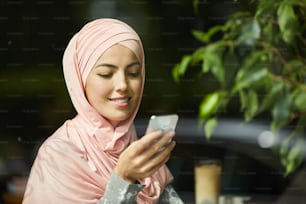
[128,130,163,155]
[137,141,176,179]
[144,131,175,158]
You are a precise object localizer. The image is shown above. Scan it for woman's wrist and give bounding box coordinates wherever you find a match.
[113,167,136,184]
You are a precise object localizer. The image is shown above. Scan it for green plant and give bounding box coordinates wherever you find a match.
[173,0,306,175]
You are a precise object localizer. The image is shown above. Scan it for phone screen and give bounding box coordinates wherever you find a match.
[145,114,179,134]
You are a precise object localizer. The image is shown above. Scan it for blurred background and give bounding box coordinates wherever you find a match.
[0,0,305,203]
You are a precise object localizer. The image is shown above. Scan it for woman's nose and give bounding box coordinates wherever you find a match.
[114,72,128,91]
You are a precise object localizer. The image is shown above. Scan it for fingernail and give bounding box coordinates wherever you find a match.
[168,131,175,137]
[156,130,163,135]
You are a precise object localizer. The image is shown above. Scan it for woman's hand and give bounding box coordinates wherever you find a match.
[114,130,176,183]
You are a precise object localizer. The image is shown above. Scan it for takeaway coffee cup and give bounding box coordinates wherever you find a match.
[194,159,222,204]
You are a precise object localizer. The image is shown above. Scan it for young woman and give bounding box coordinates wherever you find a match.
[22,19,183,204]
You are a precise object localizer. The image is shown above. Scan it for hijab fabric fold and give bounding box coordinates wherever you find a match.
[22,18,173,204]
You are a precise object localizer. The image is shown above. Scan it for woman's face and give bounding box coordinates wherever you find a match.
[85,44,143,127]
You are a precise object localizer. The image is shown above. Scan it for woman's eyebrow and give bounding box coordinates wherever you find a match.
[126,61,141,68]
[96,63,117,69]
[96,61,140,69]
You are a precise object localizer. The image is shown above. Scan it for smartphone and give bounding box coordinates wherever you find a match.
[145,114,179,134]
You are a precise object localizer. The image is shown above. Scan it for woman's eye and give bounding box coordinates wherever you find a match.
[98,73,112,78]
[128,71,141,77]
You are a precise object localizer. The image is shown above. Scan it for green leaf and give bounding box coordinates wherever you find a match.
[234,51,268,91]
[239,89,258,121]
[294,115,306,134]
[191,47,206,65]
[284,143,303,176]
[204,117,217,140]
[255,1,276,20]
[201,42,225,84]
[172,55,191,82]
[259,80,284,112]
[287,144,302,161]
[271,89,293,129]
[244,89,258,121]
[239,90,248,111]
[224,11,251,31]
[223,51,239,88]
[234,67,268,92]
[199,91,223,120]
[280,137,290,160]
[277,2,298,43]
[237,20,261,46]
[192,25,224,44]
[285,60,306,78]
[172,64,181,82]
[211,58,225,85]
[293,89,306,112]
[284,161,295,177]
[262,19,278,44]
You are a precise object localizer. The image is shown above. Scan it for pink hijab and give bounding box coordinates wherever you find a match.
[22,18,173,204]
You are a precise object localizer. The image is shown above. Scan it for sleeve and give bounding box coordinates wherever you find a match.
[158,185,185,204]
[97,172,144,204]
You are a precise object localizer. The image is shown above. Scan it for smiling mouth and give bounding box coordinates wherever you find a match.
[109,97,130,105]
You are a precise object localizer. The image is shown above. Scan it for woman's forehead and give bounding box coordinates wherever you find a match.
[95,44,139,66]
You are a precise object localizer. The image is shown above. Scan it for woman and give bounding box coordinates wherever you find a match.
[22,18,184,204]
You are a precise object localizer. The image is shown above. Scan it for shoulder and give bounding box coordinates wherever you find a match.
[36,122,76,157]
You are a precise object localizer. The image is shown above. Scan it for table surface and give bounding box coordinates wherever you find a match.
[2,192,23,204]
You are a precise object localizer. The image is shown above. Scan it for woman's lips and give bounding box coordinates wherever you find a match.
[109,97,130,107]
